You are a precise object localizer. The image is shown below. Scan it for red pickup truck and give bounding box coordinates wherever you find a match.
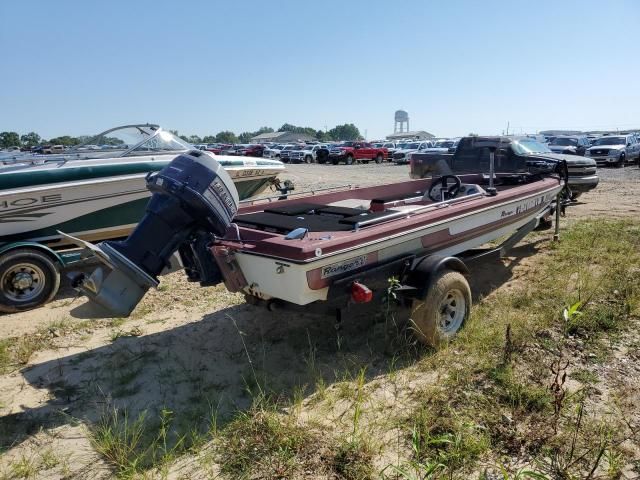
[327,141,388,165]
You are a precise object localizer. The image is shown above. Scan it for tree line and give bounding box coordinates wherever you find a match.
[0,123,362,149]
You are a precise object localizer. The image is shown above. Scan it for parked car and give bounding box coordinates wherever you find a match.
[372,142,397,161]
[236,144,265,157]
[287,144,326,163]
[315,144,339,164]
[524,134,548,144]
[585,134,640,167]
[421,138,460,154]
[263,144,285,159]
[205,144,230,154]
[42,145,65,154]
[280,144,304,163]
[327,141,388,165]
[392,141,433,164]
[409,136,599,200]
[221,144,246,156]
[548,136,590,156]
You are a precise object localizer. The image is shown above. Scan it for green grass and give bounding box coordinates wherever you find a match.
[404,404,489,477]
[570,368,599,385]
[89,407,207,479]
[0,318,100,373]
[396,219,640,476]
[331,437,374,480]
[489,366,551,413]
[216,399,315,478]
[73,220,640,478]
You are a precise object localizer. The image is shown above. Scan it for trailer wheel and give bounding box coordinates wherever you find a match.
[0,249,61,313]
[409,269,471,347]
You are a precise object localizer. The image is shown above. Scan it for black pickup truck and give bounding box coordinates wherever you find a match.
[409,136,599,200]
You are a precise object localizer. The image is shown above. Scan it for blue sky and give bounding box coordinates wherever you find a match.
[1,0,639,140]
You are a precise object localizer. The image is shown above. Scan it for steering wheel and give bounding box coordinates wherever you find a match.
[427,175,462,202]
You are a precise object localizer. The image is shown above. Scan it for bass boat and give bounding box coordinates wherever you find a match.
[68,139,567,345]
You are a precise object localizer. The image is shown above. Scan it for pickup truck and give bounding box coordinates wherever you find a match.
[327,141,388,165]
[392,141,433,164]
[279,144,303,163]
[372,142,398,161]
[263,144,285,159]
[409,135,599,200]
[585,134,640,167]
[287,144,326,164]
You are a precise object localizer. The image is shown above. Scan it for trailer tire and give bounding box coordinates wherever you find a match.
[0,249,61,313]
[409,269,471,347]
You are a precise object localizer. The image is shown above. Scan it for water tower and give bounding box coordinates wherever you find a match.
[394,110,409,134]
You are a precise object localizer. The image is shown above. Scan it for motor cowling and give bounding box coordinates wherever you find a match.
[71,150,239,316]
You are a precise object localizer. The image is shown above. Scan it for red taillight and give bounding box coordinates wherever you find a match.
[351,282,373,303]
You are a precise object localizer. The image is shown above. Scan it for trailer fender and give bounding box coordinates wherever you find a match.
[0,241,64,265]
[403,255,469,299]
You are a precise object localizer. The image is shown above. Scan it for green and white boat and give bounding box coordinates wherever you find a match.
[0,124,285,247]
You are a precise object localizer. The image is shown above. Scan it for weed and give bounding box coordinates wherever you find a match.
[490,366,551,413]
[38,448,60,470]
[109,327,143,342]
[407,405,489,476]
[0,340,12,374]
[332,437,374,480]
[217,400,312,478]
[89,407,194,477]
[570,368,599,385]
[382,460,443,480]
[110,317,127,328]
[493,463,551,479]
[549,358,569,432]
[7,455,38,479]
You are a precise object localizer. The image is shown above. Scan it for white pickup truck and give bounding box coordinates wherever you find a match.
[287,144,326,164]
[585,134,640,167]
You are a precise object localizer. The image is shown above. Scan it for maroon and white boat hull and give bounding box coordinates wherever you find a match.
[221,176,562,305]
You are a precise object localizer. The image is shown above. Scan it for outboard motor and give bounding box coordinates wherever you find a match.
[70,150,239,316]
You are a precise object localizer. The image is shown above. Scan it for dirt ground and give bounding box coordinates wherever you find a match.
[0,163,638,478]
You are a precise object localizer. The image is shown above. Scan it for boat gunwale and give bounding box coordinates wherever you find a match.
[226,179,562,265]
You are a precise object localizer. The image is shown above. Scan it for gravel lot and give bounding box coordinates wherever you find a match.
[280,161,640,219]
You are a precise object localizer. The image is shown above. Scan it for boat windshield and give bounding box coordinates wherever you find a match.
[126,130,191,155]
[512,139,552,155]
[70,125,191,157]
